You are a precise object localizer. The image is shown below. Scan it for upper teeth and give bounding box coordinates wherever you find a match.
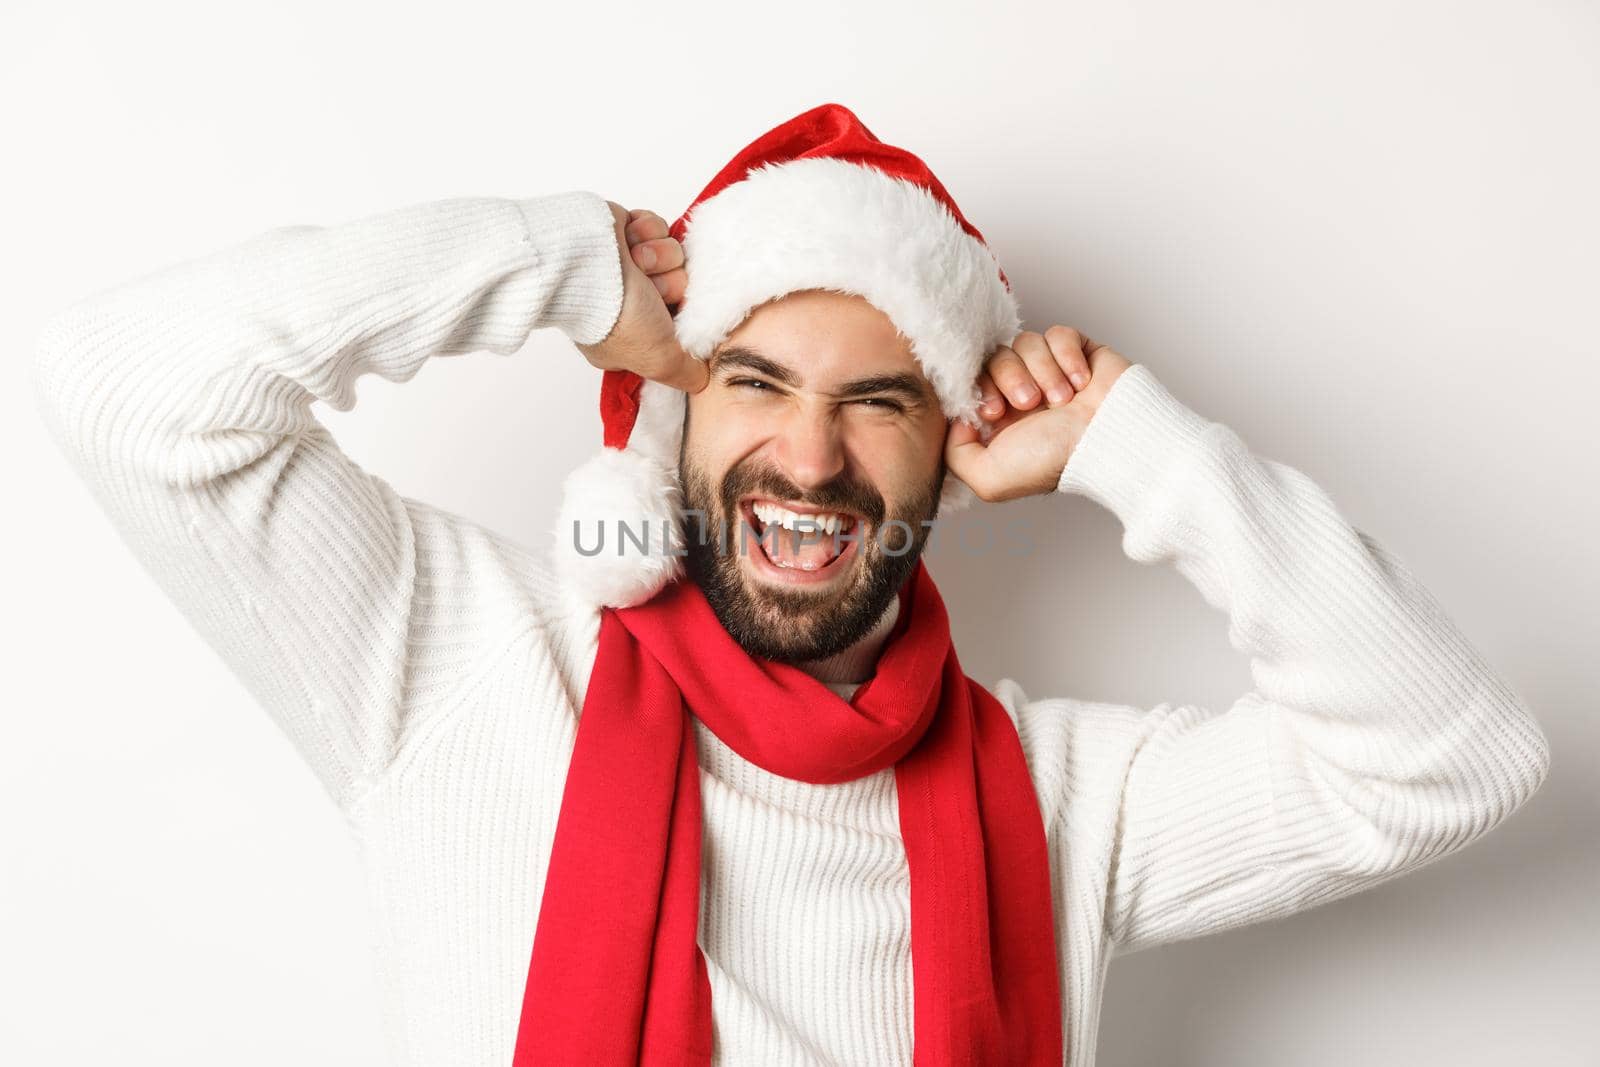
[751,502,850,535]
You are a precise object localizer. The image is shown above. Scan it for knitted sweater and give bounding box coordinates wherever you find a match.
[30,190,1551,1066]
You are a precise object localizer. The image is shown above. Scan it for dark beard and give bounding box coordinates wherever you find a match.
[678,430,944,665]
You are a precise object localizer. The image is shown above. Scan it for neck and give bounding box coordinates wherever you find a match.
[792,595,902,697]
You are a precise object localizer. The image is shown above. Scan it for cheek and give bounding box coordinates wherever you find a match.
[686,392,763,446]
[885,412,946,470]
[854,418,944,499]
[682,403,760,489]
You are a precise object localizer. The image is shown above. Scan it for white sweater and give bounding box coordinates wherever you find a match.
[29,189,1551,1066]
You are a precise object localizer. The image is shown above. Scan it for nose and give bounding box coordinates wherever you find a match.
[772,405,847,493]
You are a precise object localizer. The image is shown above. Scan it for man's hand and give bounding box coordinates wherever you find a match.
[575,202,709,395]
[945,326,1131,503]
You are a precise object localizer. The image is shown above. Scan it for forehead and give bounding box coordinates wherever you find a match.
[714,289,925,383]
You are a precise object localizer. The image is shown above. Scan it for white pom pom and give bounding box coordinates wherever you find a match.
[550,446,687,610]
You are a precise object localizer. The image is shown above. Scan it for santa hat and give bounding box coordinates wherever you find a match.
[552,102,1022,611]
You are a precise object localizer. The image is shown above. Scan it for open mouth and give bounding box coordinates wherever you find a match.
[736,497,864,583]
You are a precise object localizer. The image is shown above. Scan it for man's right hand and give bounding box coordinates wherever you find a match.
[576,201,709,395]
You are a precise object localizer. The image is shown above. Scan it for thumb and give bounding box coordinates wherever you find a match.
[943,417,989,496]
[647,345,711,395]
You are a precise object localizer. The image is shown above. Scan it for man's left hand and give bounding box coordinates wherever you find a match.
[945,326,1131,503]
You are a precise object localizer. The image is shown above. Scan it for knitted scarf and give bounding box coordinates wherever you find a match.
[513,558,1063,1064]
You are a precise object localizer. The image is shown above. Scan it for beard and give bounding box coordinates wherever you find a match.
[678,434,945,665]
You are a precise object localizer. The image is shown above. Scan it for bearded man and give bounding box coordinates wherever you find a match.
[32,103,1549,1066]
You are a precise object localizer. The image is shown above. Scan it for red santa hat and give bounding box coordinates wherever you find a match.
[552,102,1022,610]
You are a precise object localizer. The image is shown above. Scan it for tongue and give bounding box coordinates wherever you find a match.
[765,524,842,569]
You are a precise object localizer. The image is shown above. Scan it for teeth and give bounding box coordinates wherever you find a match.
[750,501,850,535]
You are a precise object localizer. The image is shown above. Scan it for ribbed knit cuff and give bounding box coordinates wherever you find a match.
[1055,362,1216,516]
[514,190,626,347]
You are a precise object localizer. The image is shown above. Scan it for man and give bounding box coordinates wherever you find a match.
[32,103,1549,1065]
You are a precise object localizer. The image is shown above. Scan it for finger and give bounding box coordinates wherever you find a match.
[946,416,980,449]
[650,267,687,304]
[943,419,992,501]
[629,207,669,227]
[976,370,1005,420]
[1015,330,1074,406]
[1083,338,1116,374]
[1044,325,1093,391]
[625,211,670,245]
[986,344,1042,410]
[654,351,710,395]
[630,236,684,274]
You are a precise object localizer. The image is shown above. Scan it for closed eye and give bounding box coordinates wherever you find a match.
[727,378,904,413]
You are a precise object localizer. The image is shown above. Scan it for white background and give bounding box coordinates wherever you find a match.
[4,1,1595,1063]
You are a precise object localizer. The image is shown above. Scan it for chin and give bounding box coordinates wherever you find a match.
[699,537,921,664]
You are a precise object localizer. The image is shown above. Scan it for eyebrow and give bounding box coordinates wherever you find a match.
[710,345,932,407]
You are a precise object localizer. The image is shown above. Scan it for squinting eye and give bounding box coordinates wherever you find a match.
[728,378,902,413]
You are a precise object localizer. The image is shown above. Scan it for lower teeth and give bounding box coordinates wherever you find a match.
[758,525,845,571]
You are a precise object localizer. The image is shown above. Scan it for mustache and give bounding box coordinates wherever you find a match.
[718,464,887,525]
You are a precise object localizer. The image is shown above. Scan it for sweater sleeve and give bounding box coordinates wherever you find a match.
[29,191,625,813]
[1051,362,1551,957]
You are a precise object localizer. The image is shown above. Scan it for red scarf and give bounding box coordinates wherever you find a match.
[513,558,1063,1064]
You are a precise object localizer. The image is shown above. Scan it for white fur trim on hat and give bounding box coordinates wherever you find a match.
[672,156,1022,431]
